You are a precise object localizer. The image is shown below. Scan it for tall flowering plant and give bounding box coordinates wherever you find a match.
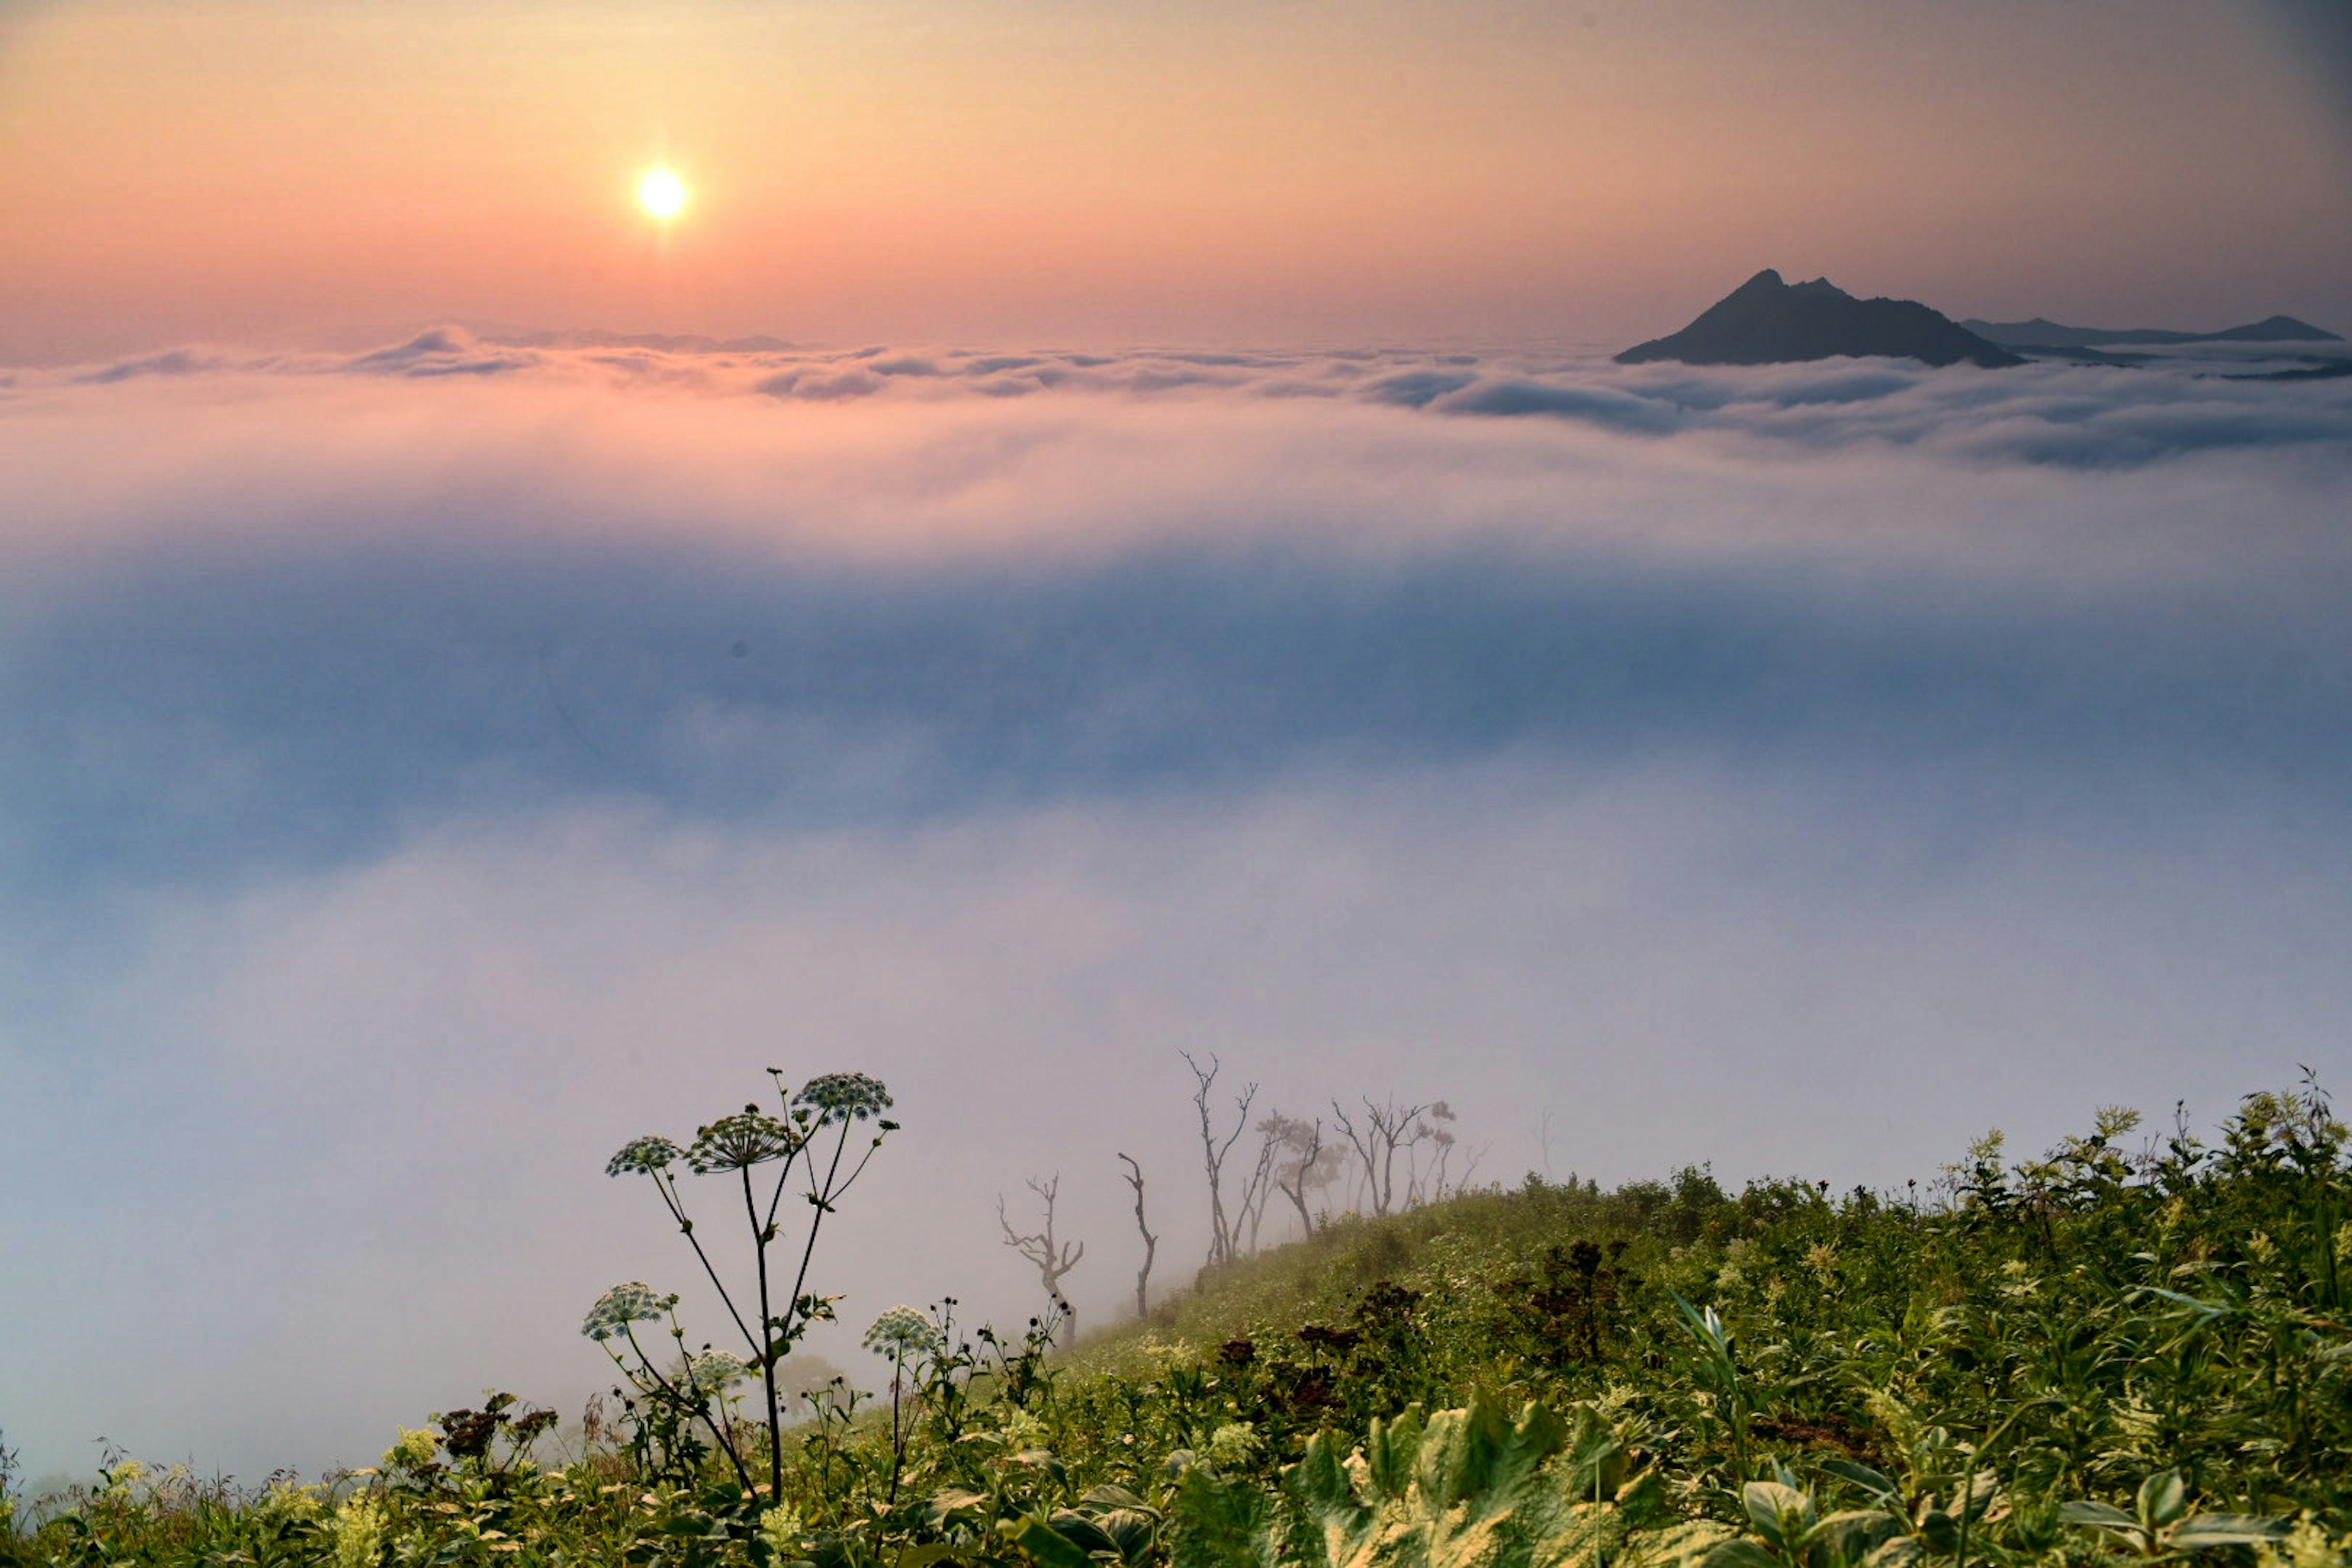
[861,1304,940,1505]
[590,1069,897,1498]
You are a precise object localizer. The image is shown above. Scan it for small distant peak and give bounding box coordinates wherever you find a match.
[2237,314,2342,341]
[1737,268,1787,290]
[1788,277,1847,299]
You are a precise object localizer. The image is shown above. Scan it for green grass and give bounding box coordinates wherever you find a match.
[6,1084,2348,1568]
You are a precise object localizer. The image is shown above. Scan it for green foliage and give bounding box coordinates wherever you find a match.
[10,1080,2348,1568]
[1167,1391,1604,1568]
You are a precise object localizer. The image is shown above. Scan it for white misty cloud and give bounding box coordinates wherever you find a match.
[27,329,2350,468]
[9,759,2348,1485]
[1,335,2349,1487]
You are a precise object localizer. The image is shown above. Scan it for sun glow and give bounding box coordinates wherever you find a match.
[637,168,688,221]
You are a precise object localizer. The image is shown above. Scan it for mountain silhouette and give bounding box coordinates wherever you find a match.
[1618,270,2023,368]
[1961,314,2343,349]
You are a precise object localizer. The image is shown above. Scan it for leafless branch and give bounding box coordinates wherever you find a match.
[1183,1050,1260,1268]
[1332,1095,1432,1215]
[1117,1152,1157,1319]
[999,1173,1084,1335]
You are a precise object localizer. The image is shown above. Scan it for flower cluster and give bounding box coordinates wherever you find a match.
[381,1427,440,1475]
[687,1107,801,1172]
[794,1072,895,1126]
[758,1504,809,1558]
[677,1349,752,1392]
[254,1480,324,1524]
[861,1303,938,1359]
[331,1495,386,1568]
[1207,1421,1262,1470]
[581,1280,677,1341]
[605,1136,685,1178]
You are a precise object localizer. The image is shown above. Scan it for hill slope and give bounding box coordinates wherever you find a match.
[9,1088,2348,1568]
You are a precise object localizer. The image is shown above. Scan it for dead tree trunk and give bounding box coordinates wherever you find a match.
[1118,1153,1156,1319]
[1000,1174,1084,1337]
[1332,1095,1431,1216]
[1183,1050,1258,1268]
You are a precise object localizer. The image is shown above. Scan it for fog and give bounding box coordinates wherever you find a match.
[2,338,2348,1485]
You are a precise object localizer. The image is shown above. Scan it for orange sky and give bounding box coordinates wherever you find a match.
[3,0,2347,360]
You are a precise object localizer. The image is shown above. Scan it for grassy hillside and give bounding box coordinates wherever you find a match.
[7,1083,2348,1568]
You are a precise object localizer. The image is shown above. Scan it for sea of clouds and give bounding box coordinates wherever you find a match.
[2,333,2349,1485]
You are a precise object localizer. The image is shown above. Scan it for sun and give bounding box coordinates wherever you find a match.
[637,168,688,221]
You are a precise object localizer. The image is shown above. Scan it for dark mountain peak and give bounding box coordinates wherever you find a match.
[2212,315,2342,343]
[1617,270,2022,369]
[1729,269,1849,303]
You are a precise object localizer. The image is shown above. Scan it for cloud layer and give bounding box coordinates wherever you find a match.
[2,336,2349,1485]
[29,326,2352,467]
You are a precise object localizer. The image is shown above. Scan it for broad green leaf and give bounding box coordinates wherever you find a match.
[1094,1510,1161,1566]
[1363,1407,1427,1502]
[1815,1463,1894,1504]
[1043,1512,1123,1559]
[928,1491,993,1532]
[1409,1397,1567,1515]
[1613,1471,1668,1527]
[1011,1451,1069,1488]
[1913,1510,1956,1555]
[1697,1541,1780,1568]
[2137,1472,2187,1531]
[1168,1467,1282,1568]
[1078,1487,1153,1517]
[1286,1427,1366,1564]
[1860,1539,1926,1568]
[1277,1392,1599,1568]
[1003,1516,1095,1568]
[1742,1482,1814,1551]
[1560,1409,1629,1504]
[1802,1509,1903,1568]
[2059,1502,2135,1529]
[2170,1515,2289,1548]
[897,1547,979,1568]
[1641,1521,1740,1568]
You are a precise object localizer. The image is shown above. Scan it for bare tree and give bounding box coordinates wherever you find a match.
[1236,1135,1278,1254]
[1000,1174,1084,1336]
[1117,1153,1157,1320]
[1183,1050,1259,1268]
[1332,1095,1431,1216]
[1405,1102,1461,1207]
[1261,1111,1341,1238]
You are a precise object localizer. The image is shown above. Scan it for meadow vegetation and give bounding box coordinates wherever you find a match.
[5,1074,2347,1568]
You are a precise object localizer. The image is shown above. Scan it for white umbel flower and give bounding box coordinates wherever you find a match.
[582,1281,677,1341]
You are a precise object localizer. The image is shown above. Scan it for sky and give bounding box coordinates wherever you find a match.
[4,0,2352,1496]
[2,0,2350,358]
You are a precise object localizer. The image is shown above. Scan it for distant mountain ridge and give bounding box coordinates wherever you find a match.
[1616,270,2024,369]
[1961,315,2343,349]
